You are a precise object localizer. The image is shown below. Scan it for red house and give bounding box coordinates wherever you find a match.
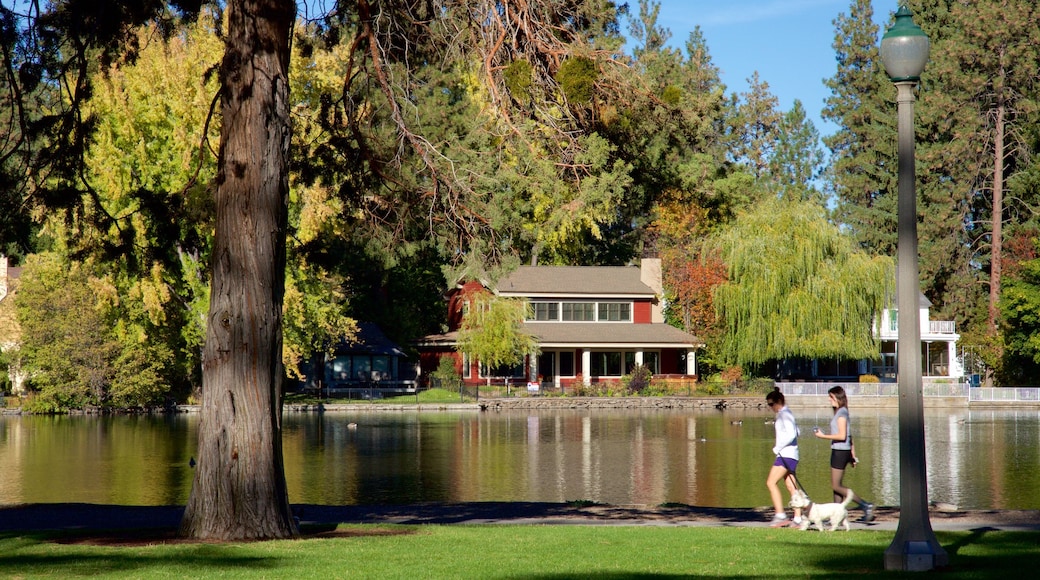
[417,258,703,389]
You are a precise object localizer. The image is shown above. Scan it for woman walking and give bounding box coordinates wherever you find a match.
[813,385,875,521]
[765,389,803,527]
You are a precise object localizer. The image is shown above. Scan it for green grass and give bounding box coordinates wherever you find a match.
[283,387,471,406]
[0,525,1034,579]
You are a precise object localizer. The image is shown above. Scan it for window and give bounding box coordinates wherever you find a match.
[597,302,631,322]
[372,356,390,381]
[354,356,372,380]
[559,351,575,376]
[889,310,898,332]
[461,353,472,378]
[480,360,526,379]
[642,352,660,374]
[331,356,353,381]
[590,351,623,376]
[562,302,594,321]
[530,302,559,321]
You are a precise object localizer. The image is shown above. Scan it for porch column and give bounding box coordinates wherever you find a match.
[582,349,591,385]
[946,341,956,377]
[686,349,697,376]
[635,351,644,368]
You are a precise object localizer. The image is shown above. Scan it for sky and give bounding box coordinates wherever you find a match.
[644,0,894,137]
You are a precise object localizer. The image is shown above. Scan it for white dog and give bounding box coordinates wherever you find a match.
[789,489,855,531]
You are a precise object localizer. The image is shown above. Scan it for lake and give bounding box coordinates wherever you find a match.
[1,407,1037,510]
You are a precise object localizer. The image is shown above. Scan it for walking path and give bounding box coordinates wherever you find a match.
[2,502,1039,534]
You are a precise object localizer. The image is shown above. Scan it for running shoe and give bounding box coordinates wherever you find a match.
[769,514,791,527]
[860,503,876,522]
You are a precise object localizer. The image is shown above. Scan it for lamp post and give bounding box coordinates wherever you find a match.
[879,5,948,571]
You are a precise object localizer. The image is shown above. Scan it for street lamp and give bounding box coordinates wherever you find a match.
[879,5,948,571]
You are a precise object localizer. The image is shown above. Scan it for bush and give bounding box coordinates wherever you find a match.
[429,355,461,390]
[623,364,652,395]
[859,374,880,383]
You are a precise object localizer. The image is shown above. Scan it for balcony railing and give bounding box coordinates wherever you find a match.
[929,320,956,334]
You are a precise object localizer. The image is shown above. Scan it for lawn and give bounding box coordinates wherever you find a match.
[0,524,1032,579]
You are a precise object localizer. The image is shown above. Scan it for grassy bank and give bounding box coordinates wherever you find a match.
[1,524,1033,578]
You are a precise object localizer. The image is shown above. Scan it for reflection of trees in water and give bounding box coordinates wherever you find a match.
[2,409,1039,510]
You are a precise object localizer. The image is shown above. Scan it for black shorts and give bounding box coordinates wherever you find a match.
[831,449,854,469]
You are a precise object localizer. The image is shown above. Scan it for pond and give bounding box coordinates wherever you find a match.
[1,407,1038,510]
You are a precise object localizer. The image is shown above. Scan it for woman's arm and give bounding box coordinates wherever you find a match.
[814,415,848,441]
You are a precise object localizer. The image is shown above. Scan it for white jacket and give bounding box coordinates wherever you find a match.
[772,405,799,461]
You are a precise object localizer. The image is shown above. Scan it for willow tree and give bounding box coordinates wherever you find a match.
[455,291,539,382]
[709,199,893,368]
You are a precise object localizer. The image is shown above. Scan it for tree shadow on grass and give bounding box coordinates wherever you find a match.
[0,543,280,577]
[772,529,1039,577]
[0,525,420,578]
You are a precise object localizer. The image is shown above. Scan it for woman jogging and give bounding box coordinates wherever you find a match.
[812,385,875,522]
[766,388,803,527]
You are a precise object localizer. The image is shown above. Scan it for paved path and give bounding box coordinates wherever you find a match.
[2,503,1040,534]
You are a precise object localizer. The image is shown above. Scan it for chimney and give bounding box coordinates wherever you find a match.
[640,257,664,323]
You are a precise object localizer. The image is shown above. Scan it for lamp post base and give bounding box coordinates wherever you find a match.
[884,539,949,572]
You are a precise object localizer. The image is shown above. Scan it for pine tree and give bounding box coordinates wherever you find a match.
[918,0,1040,336]
[768,100,826,204]
[822,0,896,255]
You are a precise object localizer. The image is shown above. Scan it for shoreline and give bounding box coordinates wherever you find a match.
[3,393,1030,416]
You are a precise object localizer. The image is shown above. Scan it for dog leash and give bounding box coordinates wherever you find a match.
[777,454,808,493]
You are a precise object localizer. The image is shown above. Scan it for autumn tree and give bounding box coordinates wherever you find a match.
[15,253,173,411]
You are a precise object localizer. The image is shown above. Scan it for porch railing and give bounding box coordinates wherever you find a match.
[969,387,1040,403]
[776,381,966,398]
[929,320,957,334]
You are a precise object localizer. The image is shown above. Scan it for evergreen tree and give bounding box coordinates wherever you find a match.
[919,0,1040,338]
[822,0,896,255]
[729,72,782,181]
[768,100,826,205]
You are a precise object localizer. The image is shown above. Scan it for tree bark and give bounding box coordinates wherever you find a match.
[988,100,1005,337]
[180,0,297,541]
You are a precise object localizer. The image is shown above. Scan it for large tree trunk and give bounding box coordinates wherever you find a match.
[988,100,1005,337]
[180,0,297,541]
[984,100,1005,389]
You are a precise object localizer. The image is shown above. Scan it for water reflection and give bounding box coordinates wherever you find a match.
[1,408,1039,509]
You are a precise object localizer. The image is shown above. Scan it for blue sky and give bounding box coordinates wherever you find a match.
[645,0,894,137]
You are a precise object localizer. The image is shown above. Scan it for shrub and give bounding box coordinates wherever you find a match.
[720,366,743,385]
[623,364,652,395]
[429,355,461,390]
[859,374,880,383]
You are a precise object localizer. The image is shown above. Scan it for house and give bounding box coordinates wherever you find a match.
[872,292,962,380]
[303,321,418,397]
[776,290,962,382]
[0,255,26,394]
[417,258,703,389]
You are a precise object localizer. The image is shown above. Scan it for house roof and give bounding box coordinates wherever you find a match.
[523,322,703,348]
[494,266,655,299]
[334,322,406,357]
[416,323,703,350]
